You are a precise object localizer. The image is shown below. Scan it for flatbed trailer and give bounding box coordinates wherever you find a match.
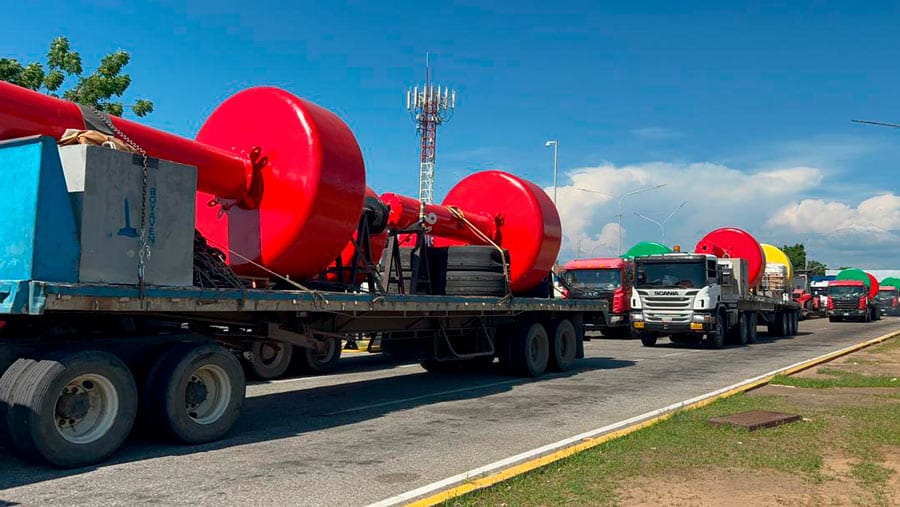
[0,280,604,468]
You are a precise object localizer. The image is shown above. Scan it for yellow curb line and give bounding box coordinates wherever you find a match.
[404,329,900,507]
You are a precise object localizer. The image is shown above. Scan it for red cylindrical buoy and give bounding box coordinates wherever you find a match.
[0,82,367,280]
[381,171,561,293]
[694,227,766,287]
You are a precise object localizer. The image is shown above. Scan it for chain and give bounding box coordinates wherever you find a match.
[89,106,152,290]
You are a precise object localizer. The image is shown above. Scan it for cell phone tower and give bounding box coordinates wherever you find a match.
[406,58,456,204]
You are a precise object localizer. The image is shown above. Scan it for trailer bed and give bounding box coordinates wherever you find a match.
[0,280,601,316]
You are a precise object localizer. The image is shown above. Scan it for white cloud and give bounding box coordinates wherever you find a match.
[767,194,900,234]
[543,160,900,268]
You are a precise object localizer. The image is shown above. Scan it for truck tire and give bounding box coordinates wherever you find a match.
[768,313,782,337]
[245,341,293,380]
[0,358,37,448]
[444,271,507,296]
[548,319,577,372]
[828,316,838,323]
[6,350,138,468]
[639,333,658,347]
[746,313,758,344]
[144,342,245,444]
[508,322,550,377]
[736,313,750,346]
[781,312,791,336]
[445,246,508,272]
[297,338,342,374]
[707,312,725,348]
[791,312,799,336]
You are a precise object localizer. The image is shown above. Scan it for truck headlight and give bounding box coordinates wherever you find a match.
[692,314,711,323]
[631,312,643,322]
[610,315,623,323]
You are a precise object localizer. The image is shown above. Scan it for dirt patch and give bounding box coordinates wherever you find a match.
[619,467,869,507]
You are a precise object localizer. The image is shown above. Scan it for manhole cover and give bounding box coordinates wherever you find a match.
[708,410,801,431]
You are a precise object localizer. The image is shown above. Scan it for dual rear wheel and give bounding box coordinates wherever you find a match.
[0,342,245,468]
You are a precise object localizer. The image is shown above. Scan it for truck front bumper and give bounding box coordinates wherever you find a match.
[828,310,866,319]
[632,320,708,334]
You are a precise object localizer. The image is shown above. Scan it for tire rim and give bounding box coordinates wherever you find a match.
[185,365,231,425]
[54,374,119,445]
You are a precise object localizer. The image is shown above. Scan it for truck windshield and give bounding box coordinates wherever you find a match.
[635,262,705,289]
[828,286,865,297]
[876,290,896,303]
[563,269,621,289]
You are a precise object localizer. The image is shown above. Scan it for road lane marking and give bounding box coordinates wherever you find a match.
[370,328,900,507]
[323,379,522,416]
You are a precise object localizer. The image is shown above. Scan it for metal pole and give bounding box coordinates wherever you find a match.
[545,140,559,204]
[616,184,667,256]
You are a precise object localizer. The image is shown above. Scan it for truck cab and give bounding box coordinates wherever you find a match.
[561,258,633,336]
[629,253,726,342]
[876,286,899,317]
[809,280,830,317]
[827,280,879,322]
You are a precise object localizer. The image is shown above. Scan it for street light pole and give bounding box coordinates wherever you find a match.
[616,184,666,255]
[545,140,558,204]
[634,200,687,245]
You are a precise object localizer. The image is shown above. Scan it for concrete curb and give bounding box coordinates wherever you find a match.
[369,328,900,507]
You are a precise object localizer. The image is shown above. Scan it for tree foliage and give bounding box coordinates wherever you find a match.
[0,36,153,117]
[781,243,826,276]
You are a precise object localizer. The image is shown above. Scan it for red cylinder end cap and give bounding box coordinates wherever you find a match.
[195,87,366,280]
[694,227,766,287]
[439,171,561,293]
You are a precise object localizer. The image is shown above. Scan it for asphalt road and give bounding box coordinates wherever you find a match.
[1,317,898,506]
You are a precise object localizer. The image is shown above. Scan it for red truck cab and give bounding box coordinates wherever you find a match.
[827,280,878,322]
[561,258,633,337]
[876,286,899,317]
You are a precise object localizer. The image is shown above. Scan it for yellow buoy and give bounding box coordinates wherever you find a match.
[761,243,794,281]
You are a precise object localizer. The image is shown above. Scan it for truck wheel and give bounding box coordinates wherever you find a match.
[828,316,838,323]
[791,312,799,335]
[298,338,342,374]
[0,358,36,448]
[6,351,137,467]
[509,322,550,377]
[707,313,725,348]
[246,341,293,380]
[548,319,577,372]
[747,313,758,344]
[781,312,791,336]
[736,313,749,346]
[640,333,658,347]
[144,342,245,444]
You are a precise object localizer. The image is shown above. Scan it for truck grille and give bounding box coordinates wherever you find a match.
[833,299,859,311]
[637,290,698,323]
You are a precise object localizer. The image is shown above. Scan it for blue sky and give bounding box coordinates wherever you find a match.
[4,0,900,267]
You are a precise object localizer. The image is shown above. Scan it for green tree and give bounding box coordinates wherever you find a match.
[807,260,827,276]
[0,36,152,117]
[781,243,826,276]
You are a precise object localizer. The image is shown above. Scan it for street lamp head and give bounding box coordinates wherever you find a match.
[545,140,557,147]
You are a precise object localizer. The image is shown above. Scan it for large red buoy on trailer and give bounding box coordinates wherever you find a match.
[0,82,366,280]
[381,170,561,293]
[694,227,766,287]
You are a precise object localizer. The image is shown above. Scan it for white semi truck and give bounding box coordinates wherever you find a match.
[630,243,802,348]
